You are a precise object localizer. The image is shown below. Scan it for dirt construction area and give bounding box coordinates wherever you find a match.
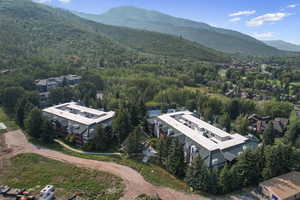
[0,130,210,200]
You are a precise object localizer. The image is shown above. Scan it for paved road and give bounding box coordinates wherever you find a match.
[1,130,209,200]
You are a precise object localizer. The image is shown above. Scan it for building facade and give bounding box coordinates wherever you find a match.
[43,102,115,145]
[155,111,258,168]
[35,75,82,105]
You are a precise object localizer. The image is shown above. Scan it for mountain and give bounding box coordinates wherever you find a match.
[0,0,229,69]
[73,6,290,57]
[263,40,300,52]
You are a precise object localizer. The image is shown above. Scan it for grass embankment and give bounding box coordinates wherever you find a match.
[0,153,124,200]
[0,107,18,133]
[28,137,188,192]
[59,147,187,191]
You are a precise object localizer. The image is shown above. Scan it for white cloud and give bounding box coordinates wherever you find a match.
[36,0,51,3]
[59,0,71,3]
[229,10,256,17]
[247,12,290,26]
[252,32,275,39]
[287,4,297,8]
[229,17,241,22]
[35,0,71,3]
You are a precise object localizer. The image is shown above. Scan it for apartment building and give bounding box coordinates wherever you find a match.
[155,111,258,168]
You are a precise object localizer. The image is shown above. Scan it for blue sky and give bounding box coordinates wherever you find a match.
[36,0,300,44]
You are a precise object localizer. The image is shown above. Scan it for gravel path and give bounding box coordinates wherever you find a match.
[1,130,210,200]
[54,139,122,156]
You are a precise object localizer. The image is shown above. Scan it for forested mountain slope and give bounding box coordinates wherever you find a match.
[0,0,229,69]
[74,6,291,57]
[263,40,300,52]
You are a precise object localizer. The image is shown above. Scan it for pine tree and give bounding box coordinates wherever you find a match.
[112,107,132,143]
[234,114,249,135]
[285,119,300,147]
[185,155,209,191]
[262,144,293,179]
[219,164,233,193]
[15,97,28,127]
[229,165,243,191]
[234,149,261,186]
[40,119,55,144]
[125,126,142,155]
[207,169,220,194]
[219,113,231,132]
[92,126,110,151]
[166,138,185,177]
[157,137,172,166]
[263,122,274,145]
[25,108,44,139]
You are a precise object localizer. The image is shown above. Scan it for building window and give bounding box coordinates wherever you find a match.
[212,158,218,165]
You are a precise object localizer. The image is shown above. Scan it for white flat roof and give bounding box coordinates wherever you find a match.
[182,114,230,138]
[43,102,115,126]
[0,122,7,130]
[157,111,248,151]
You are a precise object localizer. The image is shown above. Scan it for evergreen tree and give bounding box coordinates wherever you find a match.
[112,107,132,143]
[226,99,240,120]
[229,165,243,191]
[219,164,234,193]
[40,119,55,144]
[1,87,25,114]
[291,148,300,171]
[24,108,44,139]
[263,122,274,145]
[185,155,209,191]
[166,138,185,177]
[234,114,249,135]
[207,169,220,194]
[285,119,300,147]
[219,113,231,132]
[262,144,293,179]
[15,97,29,127]
[233,149,261,186]
[83,126,111,152]
[157,136,173,166]
[125,126,142,155]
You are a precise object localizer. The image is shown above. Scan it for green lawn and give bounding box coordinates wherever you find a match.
[0,153,124,200]
[0,107,18,133]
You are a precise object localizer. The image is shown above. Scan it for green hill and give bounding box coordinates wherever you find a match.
[73,6,291,57]
[263,40,300,52]
[0,0,229,69]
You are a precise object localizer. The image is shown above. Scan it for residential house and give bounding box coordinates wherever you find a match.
[259,171,300,200]
[248,114,288,135]
[248,114,272,133]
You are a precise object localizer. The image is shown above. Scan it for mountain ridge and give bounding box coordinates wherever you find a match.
[0,0,229,69]
[73,6,292,57]
[263,40,300,52]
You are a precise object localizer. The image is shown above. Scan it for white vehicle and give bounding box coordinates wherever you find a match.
[42,192,55,200]
[40,185,55,196]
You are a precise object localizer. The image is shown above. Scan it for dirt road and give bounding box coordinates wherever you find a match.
[1,130,209,200]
